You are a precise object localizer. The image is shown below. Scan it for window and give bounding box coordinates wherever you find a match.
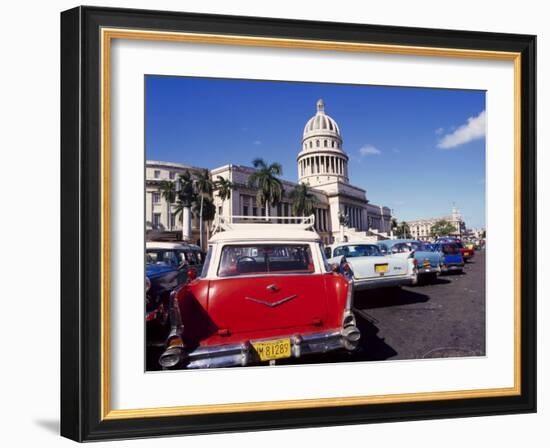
[309,141,312,148]
[169,171,175,179]
[152,213,161,228]
[331,141,335,148]
[217,244,315,277]
[154,170,161,179]
[184,250,200,266]
[252,207,257,216]
[391,243,412,254]
[243,205,249,216]
[152,192,161,203]
[324,140,327,147]
[333,244,382,258]
[316,140,320,147]
[170,214,176,229]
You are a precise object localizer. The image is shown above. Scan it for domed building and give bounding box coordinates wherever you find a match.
[298,99,349,186]
[145,99,393,246]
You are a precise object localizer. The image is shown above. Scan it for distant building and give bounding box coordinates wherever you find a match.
[146,99,393,246]
[407,207,466,239]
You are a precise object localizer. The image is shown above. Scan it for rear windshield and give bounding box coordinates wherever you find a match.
[218,244,314,277]
[441,244,459,254]
[333,244,381,258]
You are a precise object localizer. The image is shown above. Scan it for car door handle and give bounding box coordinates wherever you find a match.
[266,284,279,292]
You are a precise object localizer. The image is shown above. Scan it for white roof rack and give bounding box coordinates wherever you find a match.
[212,214,315,233]
[209,214,319,243]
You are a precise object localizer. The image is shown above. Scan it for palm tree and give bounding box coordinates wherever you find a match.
[159,180,176,230]
[193,196,216,242]
[174,170,195,240]
[396,221,411,238]
[289,183,318,218]
[214,176,235,217]
[194,169,214,247]
[247,158,284,218]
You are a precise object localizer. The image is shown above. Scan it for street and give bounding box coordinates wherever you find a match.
[281,249,486,365]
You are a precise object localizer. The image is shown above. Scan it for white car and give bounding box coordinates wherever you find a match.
[325,242,417,290]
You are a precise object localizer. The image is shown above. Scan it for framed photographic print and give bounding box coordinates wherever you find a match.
[60,6,536,441]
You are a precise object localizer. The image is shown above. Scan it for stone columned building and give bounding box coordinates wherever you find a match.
[146,99,393,246]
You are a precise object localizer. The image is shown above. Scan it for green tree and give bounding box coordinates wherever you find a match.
[430,220,456,238]
[288,183,318,217]
[159,180,176,230]
[173,170,195,240]
[194,169,214,247]
[214,176,235,214]
[396,221,411,238]
[193,196,216,243]
[247,158,284,218]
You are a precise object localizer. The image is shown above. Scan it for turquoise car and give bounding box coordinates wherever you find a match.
[377,239,444,283]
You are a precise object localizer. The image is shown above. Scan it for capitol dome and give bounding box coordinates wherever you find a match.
[303,99,341,139]
[297,99,349,187]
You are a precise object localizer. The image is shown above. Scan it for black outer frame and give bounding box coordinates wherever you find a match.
[60,6,536,442]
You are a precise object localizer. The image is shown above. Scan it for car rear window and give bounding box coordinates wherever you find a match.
[218,244,314,277]
[333,244,381,257]
[442,244,459,254]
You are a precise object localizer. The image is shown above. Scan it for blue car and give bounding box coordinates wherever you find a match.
[145,264,183,326]
[377,239,444,283]
[431,242,464,273]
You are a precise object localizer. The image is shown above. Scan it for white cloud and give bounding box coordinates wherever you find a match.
[359,144,381,156]
[435,127,444,135]
[437,110,486,149]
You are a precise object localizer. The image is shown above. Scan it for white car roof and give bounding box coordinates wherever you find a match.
[329,241,379,248]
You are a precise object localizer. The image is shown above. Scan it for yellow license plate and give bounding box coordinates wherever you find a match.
[375,264,389,273]
[252,338,291,361]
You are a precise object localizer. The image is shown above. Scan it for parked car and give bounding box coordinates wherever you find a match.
[454,241,474,261]
[432,242,464,273]
[145,263,181,335]
[377,239,443,283]
[158,215,361,369]
[325,242,416,290]
[146,241,206,279]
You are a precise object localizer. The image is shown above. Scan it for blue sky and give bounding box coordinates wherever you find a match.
[146,76,486,228]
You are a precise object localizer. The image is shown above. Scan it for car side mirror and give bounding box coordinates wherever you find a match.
[187,268,198,281]
[331,263,340,273]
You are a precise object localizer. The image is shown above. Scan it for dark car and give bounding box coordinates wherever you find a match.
[432,242,465,273]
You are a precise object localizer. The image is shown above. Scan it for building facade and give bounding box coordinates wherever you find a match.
[146,99,392,246]
[407,207,466,240]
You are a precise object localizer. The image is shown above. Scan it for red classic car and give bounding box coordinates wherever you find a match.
[158,215,360,369]
[455,241,474,261]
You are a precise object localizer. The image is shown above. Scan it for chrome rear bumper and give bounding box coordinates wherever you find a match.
[161,327,360,369]
[353,275,413,290]
[417,266,441,275]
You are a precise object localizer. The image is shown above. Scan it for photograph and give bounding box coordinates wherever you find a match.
[144,76,487,371]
